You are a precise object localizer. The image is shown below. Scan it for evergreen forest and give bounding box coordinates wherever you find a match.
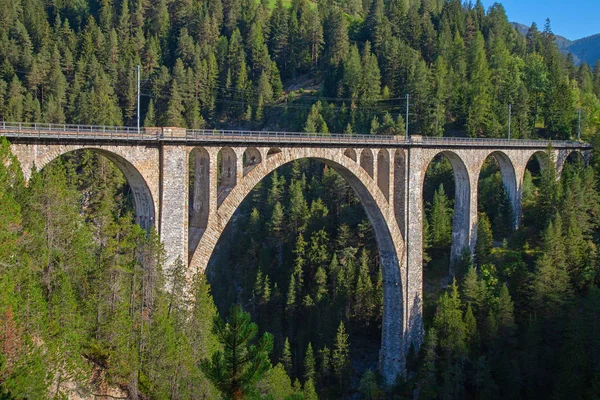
[1,0,600,398]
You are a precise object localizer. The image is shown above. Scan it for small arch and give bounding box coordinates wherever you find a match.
[189,147,210,229]
[344,148,357,161]
[565,150,584,165]
[557,149,586,180]
[423,151,471,271]
[267,147,282,158]
[393,149,407,238]
[360,148,374,178]
[218,147,237,205]
[243,147,262,176]
[478,151,518,235]
[377,149,390,200]
[525,150,552,186]
[529,151,551,171]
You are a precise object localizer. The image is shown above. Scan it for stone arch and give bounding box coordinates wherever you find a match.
[523,150,552,186]
[377,149,390,200]
[218,147,236,205]
[243,147,262,176]
[344,148,357,161]
[393,149,407,238]
[17,146,156,231]
[557,149,585,177]
[565,149,585,164]
[267,147,282,158]
[527,150,552,172]
[480,151,519,230]
[422,150,471,268]
[190,147,210,229]
[360,148,374,178]
[189,147,406,384]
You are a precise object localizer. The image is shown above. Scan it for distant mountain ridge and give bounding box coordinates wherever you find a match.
[511,22,600,67]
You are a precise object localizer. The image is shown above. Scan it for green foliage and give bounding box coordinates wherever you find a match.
[2,2,600,396]
[475,213,493,265]
[201,304,274,399]
[303,343,315,383]
[429,184,452,248]
[332,321,350,387]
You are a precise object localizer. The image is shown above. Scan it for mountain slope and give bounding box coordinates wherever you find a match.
[512,22,600,66]
[567,34,600,67]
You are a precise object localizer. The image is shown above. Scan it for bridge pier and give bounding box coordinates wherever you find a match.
[159,144,189,275]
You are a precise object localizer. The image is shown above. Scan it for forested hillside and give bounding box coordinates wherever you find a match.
[2,0,600,399]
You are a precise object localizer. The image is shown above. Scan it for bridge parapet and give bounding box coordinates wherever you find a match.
[0,121,591,150]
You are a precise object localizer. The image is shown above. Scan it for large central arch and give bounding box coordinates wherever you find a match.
[187,146,407,383]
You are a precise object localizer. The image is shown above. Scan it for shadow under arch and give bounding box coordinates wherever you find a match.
[526,150,552,172]
[189,148,406,382]
[422,150,471,270]
[33,148,156,231]
[479,150,519,230]
[559,149,586,175]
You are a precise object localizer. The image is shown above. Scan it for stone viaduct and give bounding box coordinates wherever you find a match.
[1,122,591,384]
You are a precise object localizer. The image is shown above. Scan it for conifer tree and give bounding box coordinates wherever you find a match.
[304,343,316,382]
[315,266,328,302]
[332,321,350,387]
[532,217,572,313]
[200,305,274,399]
[430,184,452,248]
[416,328,438,400]
[166,80,185,127]
[282,337,293,376]
[475,212,493,265]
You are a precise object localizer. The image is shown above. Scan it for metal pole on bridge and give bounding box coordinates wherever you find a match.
[136,65,141,133]
[405,94,409,140]
[578,108,581,141]
[508,104,512,140]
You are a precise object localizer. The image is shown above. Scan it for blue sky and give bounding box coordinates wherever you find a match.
[480,0,600,40]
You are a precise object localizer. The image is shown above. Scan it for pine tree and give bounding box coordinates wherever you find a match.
[532,217,572,314]
[324,9,349,66]
[288,179,309,234]
[434,279,466,356]
[359,42,381,106]
[5,77,25,121]
[463,304,477,347]
[466,32,492,137]
[269,0,289,72]
[430,184,452,248]
[496,283,515,336]
[318,345,331,381]
[282,337,293,376]
[166,80,185,127]
[286,274,297,309]
[304,101,329,133]
[304,343,315,382]
[475,212,493,265]
[416,328,438,400]
[268,202,284,239]
[332,321,350,387]
[200,304,274,399]
[315,266,328,302]
[354,249,374,322]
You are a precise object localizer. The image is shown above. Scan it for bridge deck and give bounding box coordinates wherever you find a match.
[0,121,590,149]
